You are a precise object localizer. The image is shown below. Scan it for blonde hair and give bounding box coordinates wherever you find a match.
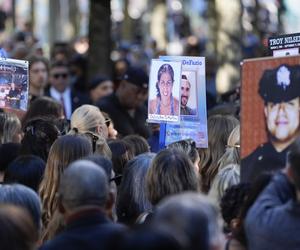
[218,125,240,170]
[0,113,21,143]
[70,104,105,134]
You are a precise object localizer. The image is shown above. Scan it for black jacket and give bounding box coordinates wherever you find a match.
[97,93,151,138]
[39,209,126,250]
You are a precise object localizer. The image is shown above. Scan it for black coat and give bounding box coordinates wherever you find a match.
[39,210,126,250]
[97,93,151,138]
[241,142,289,183]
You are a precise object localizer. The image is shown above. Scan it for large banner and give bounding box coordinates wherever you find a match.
[241,55,300,182]
[0,58,29,111]
[158,56,208,148]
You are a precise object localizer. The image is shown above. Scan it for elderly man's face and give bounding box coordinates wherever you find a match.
[264,97,300,142]
[181,79,190,107]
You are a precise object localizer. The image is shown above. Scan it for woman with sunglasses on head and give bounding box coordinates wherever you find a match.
[70,104,111,158]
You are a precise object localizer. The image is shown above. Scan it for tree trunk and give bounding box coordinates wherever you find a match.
[88,0,111,80]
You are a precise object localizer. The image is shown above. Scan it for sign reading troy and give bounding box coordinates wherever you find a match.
[268,33,300,52]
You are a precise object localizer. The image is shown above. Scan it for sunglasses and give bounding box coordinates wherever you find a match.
[52,73,68,79]
[104,118,111,128]
[84,131,100,152]
[109,174,122,186]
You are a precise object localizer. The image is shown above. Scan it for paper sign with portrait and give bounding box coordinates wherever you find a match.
[158,56,208,148]
[0,58,29,111]
[147,59,182,123]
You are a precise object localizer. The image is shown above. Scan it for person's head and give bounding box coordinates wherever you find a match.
[152,192,224,250]
[89,76,114,103]
[27,55,48,91]
[0,112,22,144]
[123,134,150,156]
[0,143,21,177]
[57,160,111,215]
[156,63,174,99]
[259,64,300,145]
[146,148,199,206]
[220,183,251,234]
[218,125,240,169]
[181,74,191,107]
[200,114,239,193]
[209,164,240,204]
[102,111,118,140]
[108,139,134,176]
[70,104,108,139]
[167,139,200,175]
[22,96,64,126]
[4,155,45,192]
[21,117,60,162]
[116,67,149,109]
[83,154,118,221]
[39,134,93,225]
[0,184,42,230]
[117,153,155,225]
[49,60,70,93]
[0,204,38,250]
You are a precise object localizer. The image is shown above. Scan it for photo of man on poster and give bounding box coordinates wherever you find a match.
[180,74,196,116]
[242,64,300,182]
[6,82,21,109]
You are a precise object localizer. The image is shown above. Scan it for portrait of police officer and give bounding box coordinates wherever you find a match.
[242,64,300,182]
[181,74,196,116]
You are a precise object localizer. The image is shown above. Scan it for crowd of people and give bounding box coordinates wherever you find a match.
[0,29,300,250]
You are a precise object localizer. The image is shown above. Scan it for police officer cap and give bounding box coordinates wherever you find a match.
[258,64,300,103]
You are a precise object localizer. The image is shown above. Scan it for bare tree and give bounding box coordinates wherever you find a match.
[88,0,111,79]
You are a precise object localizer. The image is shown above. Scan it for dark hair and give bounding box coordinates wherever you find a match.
[156,64,174,97]
[83,154,113,179]
[220,183,251,232]
[146,148,199,205]
[27,55,49,71]
[22,97,63,128]
[108,139,134,176]
[234,173,272,246]
[50,60,69,70]
[117,153,155,225]
[0,204,38,250]
[288,137,300,190]
[167,139,199,164]
[0,143,21,172]
[20,117,60,162]
[123,134,150,156]
[4,155,46,192]
[0,184,42,230]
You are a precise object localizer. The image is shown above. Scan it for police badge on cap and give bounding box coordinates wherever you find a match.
[258,64,300,103]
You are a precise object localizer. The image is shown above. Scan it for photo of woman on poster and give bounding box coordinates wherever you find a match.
[149,63,179,116]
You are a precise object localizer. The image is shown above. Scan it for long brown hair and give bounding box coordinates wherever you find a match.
[200,115,239,193]
[39,134,92,227]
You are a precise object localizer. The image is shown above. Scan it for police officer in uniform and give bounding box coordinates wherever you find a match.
[242,64,300,182]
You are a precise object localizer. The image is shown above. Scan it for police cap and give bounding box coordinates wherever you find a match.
[258,64,300,103]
